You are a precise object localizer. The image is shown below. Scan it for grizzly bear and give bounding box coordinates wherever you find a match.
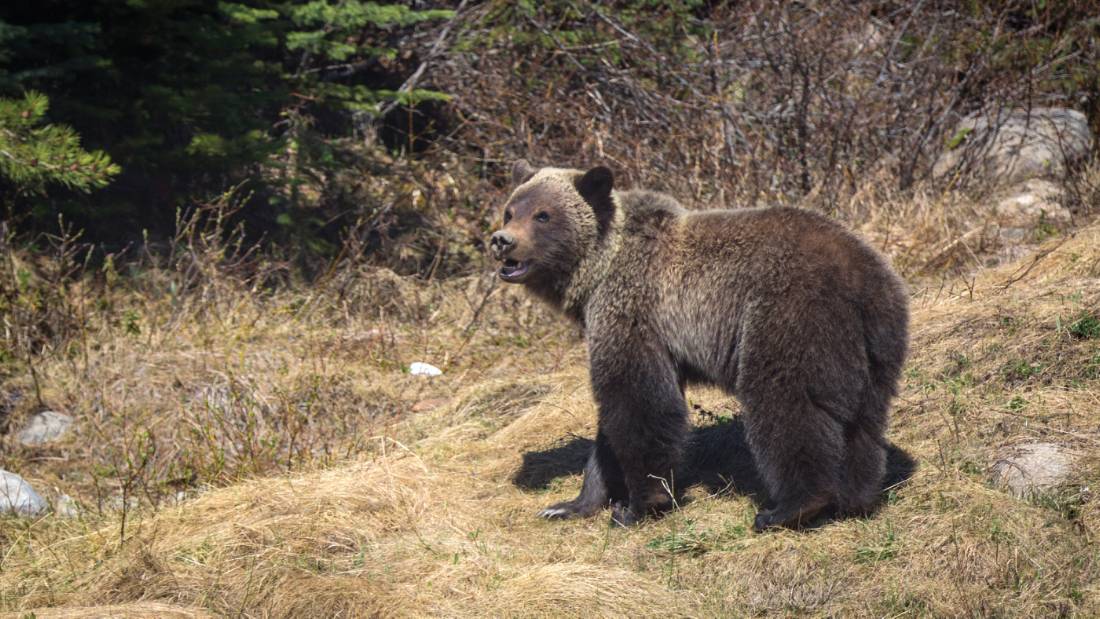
[490,160,909,530]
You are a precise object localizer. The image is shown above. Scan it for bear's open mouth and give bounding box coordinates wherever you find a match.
[499,259,530,281]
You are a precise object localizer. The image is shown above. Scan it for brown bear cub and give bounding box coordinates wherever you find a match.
[490,161,909,531]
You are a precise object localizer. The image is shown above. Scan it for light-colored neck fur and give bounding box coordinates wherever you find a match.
[558,191,627,322]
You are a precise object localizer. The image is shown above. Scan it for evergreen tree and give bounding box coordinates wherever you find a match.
[1,1,288,239]
[0,1,455,248]
[286,1,454,115]
[264,2,455,250]
[0,90,118,195]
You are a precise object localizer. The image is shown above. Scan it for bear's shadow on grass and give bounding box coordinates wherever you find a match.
[512,417,916,521]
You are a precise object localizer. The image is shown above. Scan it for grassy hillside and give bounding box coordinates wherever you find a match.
[2,214,1099,617]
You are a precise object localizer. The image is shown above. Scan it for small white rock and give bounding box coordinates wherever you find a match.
[994,179,1071,229]
[991,442,1077,498]
[0,470,47,516]
[16,410,74,447]
[409,362,443,377]
[54,494,82,519]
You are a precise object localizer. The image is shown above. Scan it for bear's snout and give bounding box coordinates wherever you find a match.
[489,230,516,259]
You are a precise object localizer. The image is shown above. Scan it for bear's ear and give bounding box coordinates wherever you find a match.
[576,166,615,236]
[511,159,537,187]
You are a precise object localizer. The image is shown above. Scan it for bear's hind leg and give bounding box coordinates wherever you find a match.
[539,430,626,519]
[743,393,845,532]
[837,424,887,516]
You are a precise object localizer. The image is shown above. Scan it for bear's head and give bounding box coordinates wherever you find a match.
[489,160,615,296]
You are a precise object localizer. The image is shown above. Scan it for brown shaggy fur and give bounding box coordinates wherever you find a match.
[490,161,909,530]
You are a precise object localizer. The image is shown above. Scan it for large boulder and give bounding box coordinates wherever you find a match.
[934,107,1093,187]
[0,469,47,516]
[16,410,73,446]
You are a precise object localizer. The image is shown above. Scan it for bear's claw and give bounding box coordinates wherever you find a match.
[538,506,574,519]
[538,500,593,520]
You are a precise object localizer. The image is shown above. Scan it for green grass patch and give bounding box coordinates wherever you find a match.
[647,521,710,557]
[855,527,898,564]
[1003,359,1042,382]
[1065,311,1100,340]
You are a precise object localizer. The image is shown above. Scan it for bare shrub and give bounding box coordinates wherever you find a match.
[437,1,1098,218]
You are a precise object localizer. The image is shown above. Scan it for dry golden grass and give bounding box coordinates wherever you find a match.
[6,602,214,618]
[2,218,1099,617]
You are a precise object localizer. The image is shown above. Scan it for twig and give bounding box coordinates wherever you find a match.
[461,275,498,336]
[451,274,498,362]
[998,234,1070,289]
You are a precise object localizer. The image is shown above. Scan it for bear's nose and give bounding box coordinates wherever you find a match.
[489,230,516,259]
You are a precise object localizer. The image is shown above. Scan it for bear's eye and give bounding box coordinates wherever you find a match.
[503,210,512,224]
[535,212,550,223]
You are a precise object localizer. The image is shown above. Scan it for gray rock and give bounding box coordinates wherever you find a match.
[0,469,47,516]
[16,410,73,446]
[991,442,1077,498]
[934,107,1093,186]
[993,179,1071,229]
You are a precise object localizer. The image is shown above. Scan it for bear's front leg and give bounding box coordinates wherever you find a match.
[589,337,688,527]
[538,430,627,519]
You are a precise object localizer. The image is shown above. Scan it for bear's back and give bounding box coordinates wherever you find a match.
[674,205,894,296]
